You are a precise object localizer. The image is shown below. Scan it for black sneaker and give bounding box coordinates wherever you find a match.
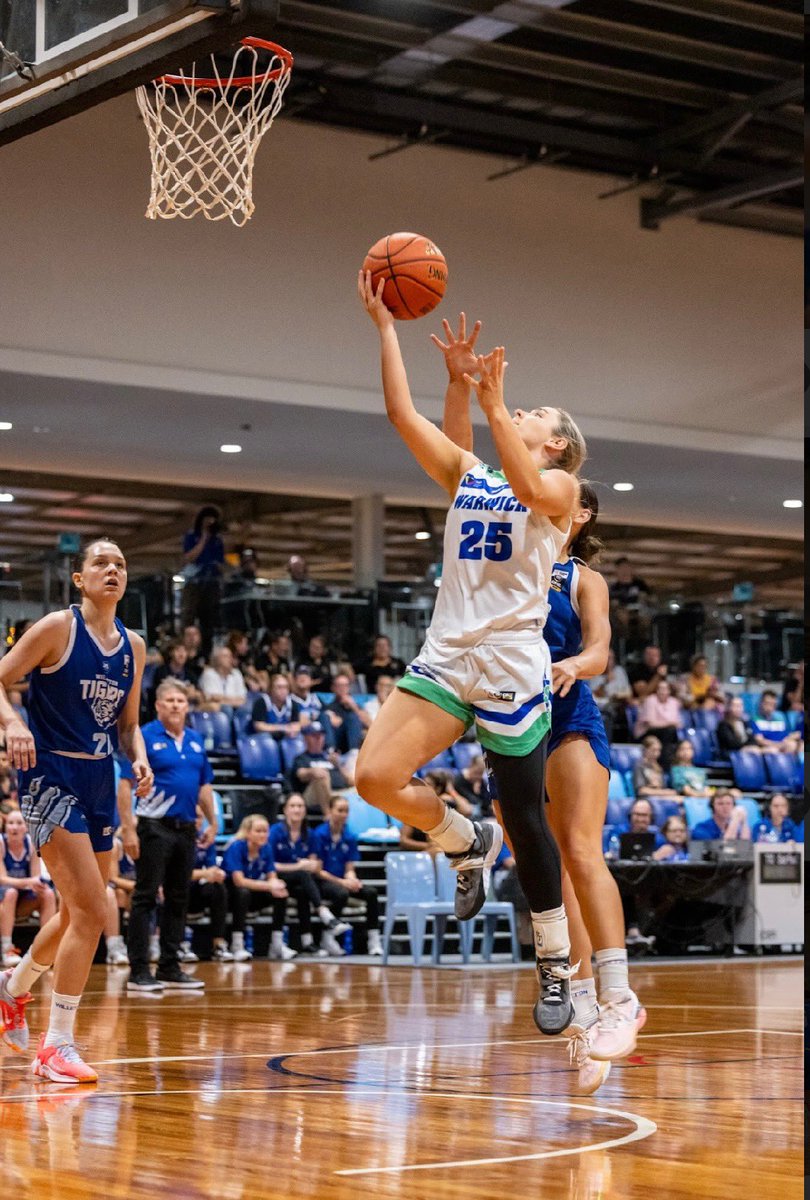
[533,957,575,1035]
[321,915,351,937]
[154,966,205,991]
[126,971,164,993]
[447,820,504,920]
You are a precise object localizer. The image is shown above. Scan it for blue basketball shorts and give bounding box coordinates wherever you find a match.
[548,681,611,773]
[19,750,116,854]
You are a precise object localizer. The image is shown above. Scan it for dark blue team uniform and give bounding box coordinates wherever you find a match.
[545,559,610,773]
[0,832,39,901]
[309,822,358,878]
[120,721,214,823]
[268,822,312,865]
[20,605,134,853]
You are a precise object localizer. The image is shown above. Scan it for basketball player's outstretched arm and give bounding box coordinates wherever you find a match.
[432,313,481,453]
[358,271,476,499]
[464,348,576,519]
[551,567,611,698]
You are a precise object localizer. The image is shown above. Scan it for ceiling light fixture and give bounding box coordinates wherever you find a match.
[220,444,242,454]
[414,530,431,541]
[0,422,12,431]
[0,493,13,503]
[612,482,634,492]
[782,499,802,509]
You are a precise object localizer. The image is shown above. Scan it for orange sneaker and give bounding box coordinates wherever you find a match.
[0,968,32,1053]
[32,1035,98,1085]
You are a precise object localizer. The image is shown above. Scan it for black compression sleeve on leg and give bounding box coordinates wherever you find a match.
[486,736,562,912]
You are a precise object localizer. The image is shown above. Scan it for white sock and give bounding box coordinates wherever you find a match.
[368,928,381,948]
[44,992,81,1047]
[1,936,11,955]
[271,931,284,951]
[425,806,476,855]
[106,935,123,951]
[594,947,631,1003]
[531,905,571,959]
[318,905,335,925]
[571,977,599,1030]
[231,931,245,948]
[301,933,314,948]
[9,951,51,998]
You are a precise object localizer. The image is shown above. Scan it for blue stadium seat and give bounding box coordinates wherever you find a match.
[608,769,628,801]
[346,793,399,843]
[452,741,483,771]
[762,752,800,793]
[381,852,457,966]
[684,727,713,767]
[237,735,283,782]
[737,797,764,832]
[602,824,616,853]
[740,691,760,718]
[610,744,643,775]
[232,701,255,738]
[416,749,456,777]
[785,710,804,734]
[188,710,235,752]
[648,797,683,826]
[692,708,721,737]
[729,750,766,793]
[211,790,225,836]
[606,797,632,827]
[683,796,711,830]
[435,853,519,963]
[279,734,306,773]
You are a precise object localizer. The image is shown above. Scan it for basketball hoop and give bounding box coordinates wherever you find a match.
[136,37,293,226]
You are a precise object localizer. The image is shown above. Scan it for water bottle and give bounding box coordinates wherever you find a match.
[244,927,254,955]
[607,834,621,861]
[343,927,353,955]
[204,730,215,752]
[282,925,289,946]
[184,925,193,944]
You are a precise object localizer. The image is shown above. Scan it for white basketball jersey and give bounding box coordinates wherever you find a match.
[429,461,569,647]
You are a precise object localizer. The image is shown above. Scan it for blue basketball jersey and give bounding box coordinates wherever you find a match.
[1,833,33,880]
[545,559,583,662]
[27,605,134,756]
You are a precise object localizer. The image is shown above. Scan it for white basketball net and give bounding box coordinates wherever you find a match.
[136,41,292,226]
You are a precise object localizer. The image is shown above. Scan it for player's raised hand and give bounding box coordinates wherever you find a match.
[430,312,482,382]
[358,270,394,332]
[464,346,507,414]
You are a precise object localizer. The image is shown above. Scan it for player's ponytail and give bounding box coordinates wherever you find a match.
[552,410,587,474]
[569,480,604,564]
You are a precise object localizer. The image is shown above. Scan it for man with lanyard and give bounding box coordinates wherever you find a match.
[120,680,217,992]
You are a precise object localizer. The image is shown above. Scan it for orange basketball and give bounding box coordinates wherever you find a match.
[362,232,448,320]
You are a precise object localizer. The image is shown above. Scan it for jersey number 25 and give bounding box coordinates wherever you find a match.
[458,521,513,562]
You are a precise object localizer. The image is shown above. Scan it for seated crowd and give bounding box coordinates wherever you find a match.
[0,621,803,966]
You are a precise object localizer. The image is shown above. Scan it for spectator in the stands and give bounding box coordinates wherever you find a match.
[609,557,652,649]
[611,799,660,950]
[198,646,248,713]
[451,754,492,819]
[290,722,352,816]
[634,679,683,764]
[325,672,371,753]
[423,768,473,817]
[632,735,680,799]
[226,630,253,674]
[681,655,718,710]
[653,815,691,862]
[628,644,669,700]
[363,674,396,723]
[669,739,711,798]
[149,640,201,713]
[357,635,406,692]
[700,679,727,714]
[717,696,758,755]
[222,814,294,961]
[752,793,800,843]
[588,648,633,741]
[309,794,382,956]
[0,810,57,967]
[690,791,751,841]
[182,624,207,677]
[750,690,802,754]
[256,632,292,678]
[290,665,324,723]
[181,505,225,655]
[296,634,335,691]
[251,672,304,739]
[780,660,804,714]
[287,555,329,597]
[268,793,348,955]
[188,809,232,961]
[615,798,666,848]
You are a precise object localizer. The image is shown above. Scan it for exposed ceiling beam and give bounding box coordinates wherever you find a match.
[623,0,802,40]
[640,166,803,228]
[649,75,803,152]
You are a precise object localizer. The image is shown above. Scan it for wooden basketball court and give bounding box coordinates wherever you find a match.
[0,957,802,1198]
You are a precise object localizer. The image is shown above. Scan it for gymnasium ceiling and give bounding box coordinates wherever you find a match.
[275,0,803,238]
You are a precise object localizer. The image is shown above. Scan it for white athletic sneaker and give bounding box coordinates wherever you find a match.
[2,950,21,969]
[568,1025,611,1095]
[106,946,130,966]
[179,941,199,963]
[367,930,383,957]
[589,991,647,1061]
[321,933,346,957]
[212,944,234,962]
[269,943,298,962]
[321,915,351,938]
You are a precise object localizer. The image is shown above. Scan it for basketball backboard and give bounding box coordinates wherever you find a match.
[0,0,279,146]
